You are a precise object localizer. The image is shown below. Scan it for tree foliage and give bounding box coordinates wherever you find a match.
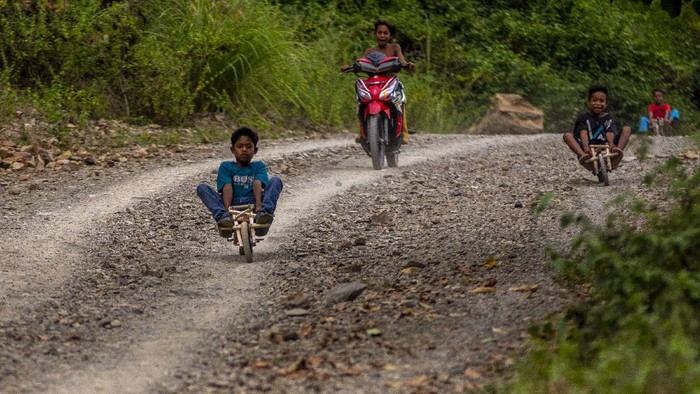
[0,0,698,134]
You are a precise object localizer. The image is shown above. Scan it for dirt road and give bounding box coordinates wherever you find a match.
[0,133,690,393]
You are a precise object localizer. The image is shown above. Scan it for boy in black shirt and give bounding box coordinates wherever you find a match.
[563,85,631,171]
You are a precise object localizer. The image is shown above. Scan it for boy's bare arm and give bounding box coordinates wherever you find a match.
[393,44,415,70]
[579,130,591,154]
[253,180,263,212]
[606,131,616,149]
[222,184,233,211]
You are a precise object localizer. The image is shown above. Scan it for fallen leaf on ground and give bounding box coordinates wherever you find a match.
[366,328,382,337]
[683,150,699,160]
[386,375,430,388]
[482,257,497,268]
[253,361,270,369]
[278,358,306,375]
[464,368,482,379]
[298,324,313,337]
[340,365,363,376]
[472,286,496,294]
[508,284,540,292]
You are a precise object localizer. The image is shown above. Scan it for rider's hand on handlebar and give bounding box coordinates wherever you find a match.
[340,64,351,72]
[405,62,416,71]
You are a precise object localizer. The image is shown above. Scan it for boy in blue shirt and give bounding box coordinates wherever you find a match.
[196,127,283,237]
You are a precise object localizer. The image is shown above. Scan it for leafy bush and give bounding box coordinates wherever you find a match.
[510,156,700,392]
[0,0,699,134]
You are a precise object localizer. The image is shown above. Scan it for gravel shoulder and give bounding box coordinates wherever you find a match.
[0,133,693,393]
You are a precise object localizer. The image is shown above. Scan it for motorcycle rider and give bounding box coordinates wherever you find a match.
[342,20,415,143]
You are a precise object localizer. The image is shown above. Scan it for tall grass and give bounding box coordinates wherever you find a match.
[130,0,350,130]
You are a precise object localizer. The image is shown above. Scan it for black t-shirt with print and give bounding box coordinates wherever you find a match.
[573,112,619,143]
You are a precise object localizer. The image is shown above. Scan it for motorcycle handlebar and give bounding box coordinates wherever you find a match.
[341,62,410,74]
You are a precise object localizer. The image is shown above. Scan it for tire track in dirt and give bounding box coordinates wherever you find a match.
[29,134,550,393]
[0,138,351,324]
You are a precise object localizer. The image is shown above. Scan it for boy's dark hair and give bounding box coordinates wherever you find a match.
[652,88,665,95]
[231,126,259,147]
[588,85,608,100]
[374,19,395,36]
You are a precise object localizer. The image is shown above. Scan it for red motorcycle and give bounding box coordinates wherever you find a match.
[343,53,409,170]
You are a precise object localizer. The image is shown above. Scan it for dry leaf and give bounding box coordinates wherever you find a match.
[683,150,699,160]
[298,324,313,338]
[508,284,540,292]
[464,368,482,379]
[279,358,306,376]
[340,365,363,376]
[401,267,417,274]
[482,257,497,268]
[387,375,430,388]
[253,361,270,369]
[472,286,496,294]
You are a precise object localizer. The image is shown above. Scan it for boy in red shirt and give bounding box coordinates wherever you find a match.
[648,88,672,124]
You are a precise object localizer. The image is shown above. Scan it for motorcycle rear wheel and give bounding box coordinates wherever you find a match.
[367,115,385,170]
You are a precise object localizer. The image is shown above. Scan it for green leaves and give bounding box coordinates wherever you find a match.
[513,161,700,391]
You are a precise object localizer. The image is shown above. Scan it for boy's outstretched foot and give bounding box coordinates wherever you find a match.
[217,216,234,238]
[578,153,595,172]
[255,212,274,236]
[578,153,591,165]
[611,147,623,169]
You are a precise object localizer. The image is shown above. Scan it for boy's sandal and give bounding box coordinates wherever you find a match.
[578,153,592,165]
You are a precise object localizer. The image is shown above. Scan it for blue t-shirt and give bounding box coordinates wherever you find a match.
[216,161,269,200]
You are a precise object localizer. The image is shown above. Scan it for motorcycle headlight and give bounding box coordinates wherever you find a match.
[356,81,371,102]
[379,79,398,102]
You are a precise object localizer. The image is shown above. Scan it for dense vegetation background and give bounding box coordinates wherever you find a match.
[2,1,700,391]
[1,0,700,140]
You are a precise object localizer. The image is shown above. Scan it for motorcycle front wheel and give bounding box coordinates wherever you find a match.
[367,114,386,170]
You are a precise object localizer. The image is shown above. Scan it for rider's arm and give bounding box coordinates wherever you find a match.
[606,131,616,149]
[393,44,415,70]
[253,180,263,212]
[222,184,233,211]
[579,129,591,154]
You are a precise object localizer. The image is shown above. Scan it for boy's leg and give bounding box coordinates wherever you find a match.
[610,125,631,169]
[255,177,283,236]
[260,177,283,215]
[614,125,632,151]
[196,183,233,236]
[564,132,587,157]
[564,132,595,171]
[402,103,409,143]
